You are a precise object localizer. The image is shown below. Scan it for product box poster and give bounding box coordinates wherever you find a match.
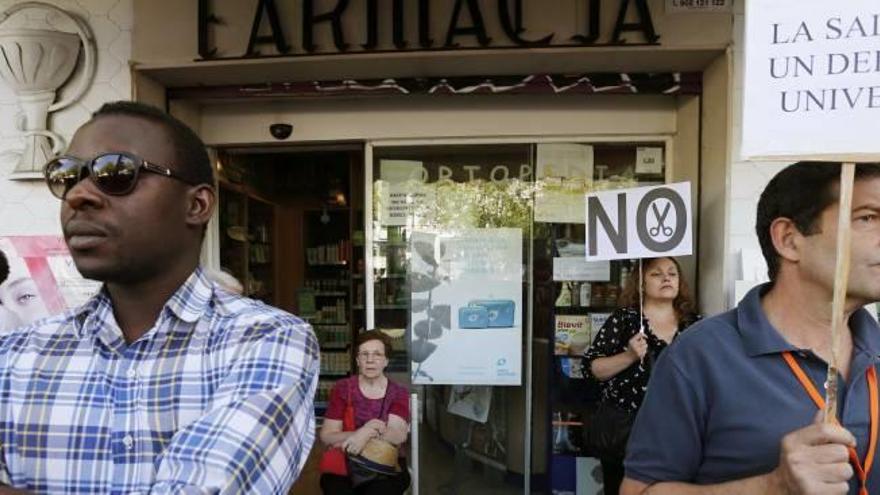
[0,236,99,333]
[554,315,591,356]
[410,228,522,385]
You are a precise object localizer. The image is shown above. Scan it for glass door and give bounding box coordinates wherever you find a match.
[364,140,671,494]
[368,144,534,494]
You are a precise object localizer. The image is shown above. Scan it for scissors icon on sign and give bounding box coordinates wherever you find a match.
[649,201,673,237]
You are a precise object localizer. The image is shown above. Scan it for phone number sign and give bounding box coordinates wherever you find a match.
[666,0,732,13]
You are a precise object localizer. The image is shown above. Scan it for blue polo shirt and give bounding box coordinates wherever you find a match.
[625,283,880,493]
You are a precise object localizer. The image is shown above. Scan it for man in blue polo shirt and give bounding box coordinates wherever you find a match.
[622,162,880,495]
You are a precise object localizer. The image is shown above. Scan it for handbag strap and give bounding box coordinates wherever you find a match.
[378,380,393,422]
[342,377,356,431]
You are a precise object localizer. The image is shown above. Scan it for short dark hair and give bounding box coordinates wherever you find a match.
[0,249,8,286]
[355,330,393,358]
[756,161,880,281]
[92,101,214,186]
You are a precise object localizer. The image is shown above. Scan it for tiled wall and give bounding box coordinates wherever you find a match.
[0,0,132,235]
[728,2,787,304]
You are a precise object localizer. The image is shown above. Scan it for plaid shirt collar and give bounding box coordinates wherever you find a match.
[72,266,213,350]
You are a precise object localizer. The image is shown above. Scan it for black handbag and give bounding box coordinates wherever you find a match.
[582,402,635,459]
[345,389,400,488]
[346,454,391,488]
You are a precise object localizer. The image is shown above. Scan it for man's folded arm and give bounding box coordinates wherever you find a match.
[150,322,320,495]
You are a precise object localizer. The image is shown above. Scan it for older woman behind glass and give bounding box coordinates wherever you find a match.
[319,330,410,495]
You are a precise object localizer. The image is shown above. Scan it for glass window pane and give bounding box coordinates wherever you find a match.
[372,144,533,494]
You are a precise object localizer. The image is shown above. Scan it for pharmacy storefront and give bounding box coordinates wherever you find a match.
[1,0,737,493]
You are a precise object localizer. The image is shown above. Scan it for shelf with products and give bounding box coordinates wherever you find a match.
[218,182,276,305]
[314,323,351,350]
[305,206,359,378]
[316,379,336,408]
[320,348,352,377]
[305,237,351,267]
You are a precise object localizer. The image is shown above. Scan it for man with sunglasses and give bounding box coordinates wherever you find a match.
[0,101,319,494]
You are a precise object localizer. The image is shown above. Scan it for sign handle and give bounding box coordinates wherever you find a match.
[826,163,855,423]
[638,259,647,366]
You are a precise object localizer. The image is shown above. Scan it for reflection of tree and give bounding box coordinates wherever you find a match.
[396,179,548,236]
[410,237,451,382]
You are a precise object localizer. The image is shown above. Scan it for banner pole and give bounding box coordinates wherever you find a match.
[826,163,855,423]
[639,259,645,335]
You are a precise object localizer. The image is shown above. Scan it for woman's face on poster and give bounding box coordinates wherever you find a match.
[0,253,49,332]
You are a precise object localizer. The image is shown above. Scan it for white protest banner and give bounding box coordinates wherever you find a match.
[742,0,880,162]
[585,182,692,261]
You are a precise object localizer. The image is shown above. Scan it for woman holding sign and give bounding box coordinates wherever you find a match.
[583,257,699,494]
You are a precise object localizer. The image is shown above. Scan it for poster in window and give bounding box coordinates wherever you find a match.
[410,228,522,385]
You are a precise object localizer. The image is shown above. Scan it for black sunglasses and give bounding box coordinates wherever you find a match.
[44,152,199,200]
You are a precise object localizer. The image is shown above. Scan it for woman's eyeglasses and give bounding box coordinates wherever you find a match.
[357,352,386,360]
[44,152,199,200]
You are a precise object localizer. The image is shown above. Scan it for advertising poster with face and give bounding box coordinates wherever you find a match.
[410,228,522,385]
[0,236,99,333]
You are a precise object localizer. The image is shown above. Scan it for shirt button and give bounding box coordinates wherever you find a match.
[122,434,134,450]
[127,368,137,379]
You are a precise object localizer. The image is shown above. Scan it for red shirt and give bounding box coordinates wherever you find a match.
[325,376,410,428]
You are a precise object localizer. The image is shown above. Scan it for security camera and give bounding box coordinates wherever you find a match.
[269,123,293,140]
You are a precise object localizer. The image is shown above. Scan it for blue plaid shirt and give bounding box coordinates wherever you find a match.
[0,267,319,494]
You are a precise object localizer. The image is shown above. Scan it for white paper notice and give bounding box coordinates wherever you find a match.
[635,147,664,175]
[377,182,435,227]
[552,258,611,281]
[535,144,594,224]
[447,386,492,423]
[380,160,424,183]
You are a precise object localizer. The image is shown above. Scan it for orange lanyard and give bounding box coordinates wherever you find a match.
[782,351,879,495]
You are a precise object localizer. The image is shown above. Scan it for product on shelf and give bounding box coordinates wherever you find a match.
[554,315,590,356]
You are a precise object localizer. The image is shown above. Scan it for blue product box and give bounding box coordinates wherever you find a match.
[469,299,515,328]
[458,305,489,329]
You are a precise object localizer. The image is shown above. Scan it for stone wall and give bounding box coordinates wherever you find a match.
[727,1,787,305]
[0,0,132,235]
